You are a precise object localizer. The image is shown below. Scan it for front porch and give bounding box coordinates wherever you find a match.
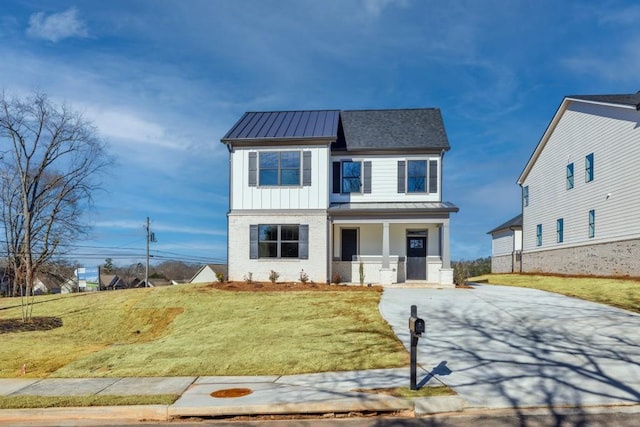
[329,215,454,286]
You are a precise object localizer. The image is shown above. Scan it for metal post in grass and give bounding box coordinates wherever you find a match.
[408,304,425,390]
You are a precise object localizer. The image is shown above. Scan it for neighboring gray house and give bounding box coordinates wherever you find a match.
[517,91,640,276]
[221,109,458,285]
[488,214,522,273]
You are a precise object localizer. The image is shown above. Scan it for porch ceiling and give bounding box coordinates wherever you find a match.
[328,201,458,219]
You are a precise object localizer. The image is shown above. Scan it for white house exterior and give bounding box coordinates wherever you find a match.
[488,214,522,273]
[517,92,640,276]
[221,109,458,285]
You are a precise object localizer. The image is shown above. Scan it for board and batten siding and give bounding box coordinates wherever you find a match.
[230,145,330,210]
[522,101,640,252]
[330,154,441,204]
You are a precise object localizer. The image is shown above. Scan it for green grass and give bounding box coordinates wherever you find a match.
[0,394,179,409]
[0,284,407,378]
[471,273,640,313]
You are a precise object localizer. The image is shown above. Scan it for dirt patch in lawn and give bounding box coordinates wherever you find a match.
[0,316,63,334]
[202,281,381,293]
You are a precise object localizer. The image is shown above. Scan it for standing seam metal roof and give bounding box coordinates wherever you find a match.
[222,110,340,140]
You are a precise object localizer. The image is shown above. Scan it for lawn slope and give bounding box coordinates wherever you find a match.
[0,283,407,378]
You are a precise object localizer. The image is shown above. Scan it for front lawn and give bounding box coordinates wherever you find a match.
[0,282,407,378]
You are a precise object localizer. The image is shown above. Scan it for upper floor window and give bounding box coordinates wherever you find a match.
[588,210,595,238]
[536,224,542,246]
[398,160,438,194]
[407,160,426,192]
[248,151,311,187]
[260,151,300,186]
[342,161,361,193]
[556,218,564,243]
[566,163,574,189]
[585,153,594,182]
[332,160,371,194]
[523,186,529,207]
[250,224,308,259]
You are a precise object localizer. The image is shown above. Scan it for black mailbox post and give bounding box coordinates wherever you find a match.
[408,305,425,390]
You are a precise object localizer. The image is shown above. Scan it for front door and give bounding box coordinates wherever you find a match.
[341,229,358,261]
[406,234,427,280]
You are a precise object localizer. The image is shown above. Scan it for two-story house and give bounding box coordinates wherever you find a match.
[517,91,640,276]
[221,109,458,285]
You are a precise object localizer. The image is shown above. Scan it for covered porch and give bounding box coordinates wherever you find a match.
[328,202,458,286]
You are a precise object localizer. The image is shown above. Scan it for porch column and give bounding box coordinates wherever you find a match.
[441,222,450,269]
[382,222,390,268]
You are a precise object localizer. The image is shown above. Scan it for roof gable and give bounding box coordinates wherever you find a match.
[518,91,640,184]
[339,109,450,151]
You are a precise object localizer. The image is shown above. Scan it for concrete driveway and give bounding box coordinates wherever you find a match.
[380,284,640,409]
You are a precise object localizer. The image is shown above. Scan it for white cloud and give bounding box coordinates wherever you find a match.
[93,219,226,237]
[27,8,88,42]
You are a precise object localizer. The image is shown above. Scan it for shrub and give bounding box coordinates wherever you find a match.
[332,272,342,284]
[215,272,225,283]
[299,269,309,284]
[243,272,253,284]
[269,270,280,284]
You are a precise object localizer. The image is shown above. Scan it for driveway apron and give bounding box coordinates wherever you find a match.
[380,285,640,409]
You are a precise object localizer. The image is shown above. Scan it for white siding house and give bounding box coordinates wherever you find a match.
[488,214,522,273]
[517,92,640,276]
[221,109,458,285]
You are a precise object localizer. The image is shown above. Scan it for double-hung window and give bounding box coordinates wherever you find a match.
[536,224,542,246]
[342,161,361,193]
[585,153,594,182]
[250,224,309,259]
[588,210,595,238]
[566,163,574,189]
[259,151,300,186]
[332,160,371,194]
[556,218,564,243]
[397,159,438,193]
[407,160,427,192]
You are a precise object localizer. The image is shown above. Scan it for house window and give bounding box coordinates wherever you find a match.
[259,151,300,186]
[523,186,529,207]
[556,218,564,243]
[566,163,574,189]
[585,153,594,182]
[341,161,361,193]
[589,210,595,238]
[252,224,308,259]
[536,224,542,246]
[407,160,426,192]
[397,160,438,193]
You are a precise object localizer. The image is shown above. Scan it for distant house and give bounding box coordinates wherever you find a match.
[221,109,458,285]
[488,214,522,273]
[99,274,127,291]
[190,264,227,284]
[517,91,640,276]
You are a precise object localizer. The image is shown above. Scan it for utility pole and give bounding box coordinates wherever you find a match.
[144,217,156,288]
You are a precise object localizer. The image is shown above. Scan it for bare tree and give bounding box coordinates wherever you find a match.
[0,91,112,321]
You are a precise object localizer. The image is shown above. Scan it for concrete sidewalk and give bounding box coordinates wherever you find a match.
[0,368,466,424]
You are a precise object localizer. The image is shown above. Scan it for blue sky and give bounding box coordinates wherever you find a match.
[0,0,637,267]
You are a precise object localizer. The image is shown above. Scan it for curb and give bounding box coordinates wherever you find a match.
[0,404,169,423]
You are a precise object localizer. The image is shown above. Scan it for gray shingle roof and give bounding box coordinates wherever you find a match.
[487,214,523,235]
[339,109,450,151]
[567,92,640,110]
[329,201,458,215]
[222,110,340,141]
